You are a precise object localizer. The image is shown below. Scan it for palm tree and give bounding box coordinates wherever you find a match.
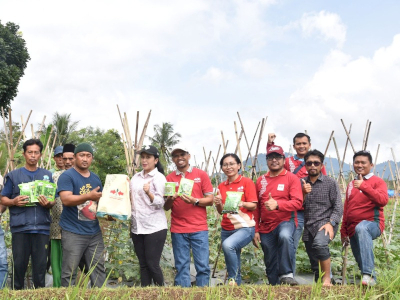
[51,112,79,146]
[148,122,181,165]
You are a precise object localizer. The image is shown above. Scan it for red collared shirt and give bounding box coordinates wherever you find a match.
[218,175,258,231]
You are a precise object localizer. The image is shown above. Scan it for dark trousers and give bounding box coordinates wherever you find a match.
[304,230,333,281]
[11,233,49,290]
[131,229,167,286]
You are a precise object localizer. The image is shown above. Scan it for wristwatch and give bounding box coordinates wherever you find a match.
[194,199,200,206]
[329,220,336,227]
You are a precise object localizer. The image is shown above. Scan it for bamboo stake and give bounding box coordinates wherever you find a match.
[388,161,398,245]
[20,116,26,141]
[324,131,335,157]
[13,110,32,153]
[234,122,243,172]
[9,108,14,170]
[204,150,212,175]
[135,111,139,148]
[381,164,387,179]
[252,118,265,180]
[121,133,132,176]
[333,137,346,192]
[363,121,372,150]
[41,125,54,167]
[244,121,260,168]
[31,124,34,139]
[391,148,400,188]
[329,156,335,178]
[340,124,352,171]
[135,110,152,168]
[221,131,227,155]
[36,116,46,139]
[46,133,58,169]
[373,144,380,173]
[237,112,254,171]
[340,119,356,154]
[362,119,369,150]
[124,112,135,165]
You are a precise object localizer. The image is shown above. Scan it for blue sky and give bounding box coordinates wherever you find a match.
[1,0,400,171]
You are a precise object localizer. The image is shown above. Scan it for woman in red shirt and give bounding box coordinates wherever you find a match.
[214,153,258,285]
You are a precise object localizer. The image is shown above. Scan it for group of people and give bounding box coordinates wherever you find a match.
[0,131,389,289]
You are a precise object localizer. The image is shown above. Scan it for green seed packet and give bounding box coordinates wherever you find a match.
[18,182,36,206]
[42,182,57,201]
[221,191,244,214]
[34,181,44,201]
[177,178,194,197]
[165,182,176,196]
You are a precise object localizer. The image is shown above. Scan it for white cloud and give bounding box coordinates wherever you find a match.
[240,58,271,78]
[201,67,234,83]
[298,11,346,48]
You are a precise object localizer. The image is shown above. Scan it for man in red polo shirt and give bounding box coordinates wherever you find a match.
[267,133,327,276]
[164,145,214,287]
[253,145,303,285]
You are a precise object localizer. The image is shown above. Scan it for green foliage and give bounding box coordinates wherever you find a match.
[68,127,127,183]
[50,112,79,146]
[0,21,30,114]
[148,122,181,167]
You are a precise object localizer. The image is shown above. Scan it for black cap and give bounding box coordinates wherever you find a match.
[63,143,75,154]
[137,145,160,157]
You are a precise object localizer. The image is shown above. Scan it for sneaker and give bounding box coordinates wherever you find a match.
[280,277,298,286]
[362,274,376,286]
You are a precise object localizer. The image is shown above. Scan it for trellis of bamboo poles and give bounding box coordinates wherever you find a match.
[332,137,346,193]
[39,125,55,168]
[324,131,334,158]
[244,121,260,171]
[340,119,356,154]
[251,117,266,180]
[45,133,58,169]
[237,112,255,173]
[203,147,212,175]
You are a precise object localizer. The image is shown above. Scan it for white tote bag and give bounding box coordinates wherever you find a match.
[97,174,131,220]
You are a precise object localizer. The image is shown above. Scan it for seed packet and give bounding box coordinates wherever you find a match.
[165,182,176,196]
[177,178,194,197]
[42,182,57,201]
[34,181,45,200]
[221,191,244,214]
[18,182,36,206]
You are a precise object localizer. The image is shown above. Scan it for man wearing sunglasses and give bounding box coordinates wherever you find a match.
[340,150,388,286]
[253,145,303,285]
[301,150,342,286]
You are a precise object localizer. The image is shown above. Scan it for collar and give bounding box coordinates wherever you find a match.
[294,154,304,161]
[306,173,324,183]
[139,168,157,178]
[266,169,287,177]
[364,172,374,180]
[224,175,243,185]
[175,165,193,176]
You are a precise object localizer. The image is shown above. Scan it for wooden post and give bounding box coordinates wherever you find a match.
[340,124,352,172]
[234,122,243,172]
[237,112,254,172]
[13,110,32,153]
[333,137,346,192]
[363,121,372,150]
[252,118,265,180]
[244,121,260,168]
[36,116,46,139]
[362,119,369,150]
[135,111,139,148]
[324,131,335,157]
[135,110,152,168]
[221,131,227,155]
[340,119,356,154]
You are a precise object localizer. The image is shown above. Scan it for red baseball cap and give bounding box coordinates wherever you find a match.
[267,145,285,156]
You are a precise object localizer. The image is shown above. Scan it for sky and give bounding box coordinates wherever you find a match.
[1,0,400,171]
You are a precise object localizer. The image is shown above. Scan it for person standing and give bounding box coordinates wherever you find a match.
[57,143,106,287]
[340,150,388,286]
[49,146,64,174]
[301,150,342,286]
[214,153,257,285]
[50,143,75,287]
[0,139,55,289]
[130,145,167,286]
[164,145,213,287]
[253,145,303,285]
[267,133,327,276]
[0,204,7,289]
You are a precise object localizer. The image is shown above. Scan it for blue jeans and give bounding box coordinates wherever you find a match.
[221,227,255,285]
[0,226,8,289]
[260,221,296,285]
[171,231,210,287]
[350,220,381,278]
[292,210,304,275]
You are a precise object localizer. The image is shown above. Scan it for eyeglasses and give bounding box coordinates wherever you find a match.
[267,155,284,161]
[305,161,321,167]
[222,163,237,168]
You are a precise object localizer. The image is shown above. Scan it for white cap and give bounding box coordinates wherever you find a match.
[171,145,189,156]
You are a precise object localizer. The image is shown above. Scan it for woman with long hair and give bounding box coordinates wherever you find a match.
[214,153,258,285]
[130,145,167,286]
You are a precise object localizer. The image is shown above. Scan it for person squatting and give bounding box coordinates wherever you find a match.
[0,133,388,289]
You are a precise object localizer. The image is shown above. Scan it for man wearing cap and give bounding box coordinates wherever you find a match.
[57,143,106,287]
[50,146,65,174]
[164,145,214,287]
[1,139,55,289]
[50,143,75,287]
[267,133,327,277]
[253,145,303,285]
